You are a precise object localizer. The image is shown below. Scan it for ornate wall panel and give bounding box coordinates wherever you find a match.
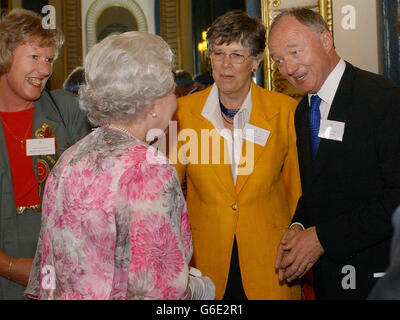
[159,0,181,70]
[62,0,83,78]
[46,0,83,89]
[262,0,333,99]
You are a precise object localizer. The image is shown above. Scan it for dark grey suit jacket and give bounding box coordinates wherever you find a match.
[292,62,400,299]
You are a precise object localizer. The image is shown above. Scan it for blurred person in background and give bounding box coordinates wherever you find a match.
[193,71,214,91]
[63,66,85,96]
[174,70,197,97]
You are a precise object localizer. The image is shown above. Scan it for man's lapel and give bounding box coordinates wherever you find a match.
[295,96,314,192]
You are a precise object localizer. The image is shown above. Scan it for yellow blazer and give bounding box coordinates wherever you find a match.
[171,83,302,299]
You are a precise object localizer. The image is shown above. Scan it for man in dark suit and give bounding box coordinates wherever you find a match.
[268,8,400,299]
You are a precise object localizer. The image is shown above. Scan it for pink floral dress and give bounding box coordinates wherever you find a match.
[24,127,193,299]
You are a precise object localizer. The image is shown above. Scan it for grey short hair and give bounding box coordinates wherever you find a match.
[207,10,266,57]
[270,8,329,36]
[79,31,175,126]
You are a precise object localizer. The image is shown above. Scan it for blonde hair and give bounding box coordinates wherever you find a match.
[0,8,64,75]
[79,31,175,126]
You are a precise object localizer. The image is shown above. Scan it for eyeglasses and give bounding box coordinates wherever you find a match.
[210,51,251,64]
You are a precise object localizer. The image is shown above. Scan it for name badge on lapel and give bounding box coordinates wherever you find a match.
[26,138,56,156]
[242,123,270,146]
[318,120,345,142]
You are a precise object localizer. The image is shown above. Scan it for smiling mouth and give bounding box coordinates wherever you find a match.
[295,74,306,81]
[26,77,44,88]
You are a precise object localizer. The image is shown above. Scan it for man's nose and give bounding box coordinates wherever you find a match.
[284,59,298,76]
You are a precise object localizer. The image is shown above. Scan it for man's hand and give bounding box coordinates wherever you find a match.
[277,226,324,283]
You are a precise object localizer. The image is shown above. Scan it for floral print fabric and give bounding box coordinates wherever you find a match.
[24,127,192,300]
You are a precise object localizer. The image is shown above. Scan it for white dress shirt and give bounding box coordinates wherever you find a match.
[308,58,346,118]
[201,83,253,184]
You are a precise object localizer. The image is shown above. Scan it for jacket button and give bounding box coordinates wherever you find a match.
[231,204,238,211]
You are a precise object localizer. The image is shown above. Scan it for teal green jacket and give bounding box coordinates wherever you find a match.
[0,89,91,299]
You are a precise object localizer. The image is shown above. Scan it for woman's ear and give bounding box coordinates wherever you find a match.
[146,105,157,118]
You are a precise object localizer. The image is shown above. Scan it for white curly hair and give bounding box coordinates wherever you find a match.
[79,31,175,126]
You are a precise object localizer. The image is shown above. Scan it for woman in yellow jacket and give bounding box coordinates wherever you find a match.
[170,10,302,300]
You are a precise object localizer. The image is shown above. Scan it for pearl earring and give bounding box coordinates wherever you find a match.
[152,112,157,118]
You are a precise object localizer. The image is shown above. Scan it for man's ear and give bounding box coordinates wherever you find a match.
[320,29,335,53]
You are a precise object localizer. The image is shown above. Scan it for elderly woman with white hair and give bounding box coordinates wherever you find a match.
[23,31,214,300]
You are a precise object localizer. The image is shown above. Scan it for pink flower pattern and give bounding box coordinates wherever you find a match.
[130,214,184,285]
[24,127,192,300]
[118,145,173,203]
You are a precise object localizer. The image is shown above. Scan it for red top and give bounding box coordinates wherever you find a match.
[0,108,39,206]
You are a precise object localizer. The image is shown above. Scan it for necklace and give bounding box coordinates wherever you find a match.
[219,100,240,119]
[221,111,234,125]
[0,116,32,152]
[108,124,137,140]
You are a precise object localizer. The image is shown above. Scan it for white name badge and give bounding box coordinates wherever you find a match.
[318,120,345,142]
[243,123,270,146]
[26,138,56,156]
